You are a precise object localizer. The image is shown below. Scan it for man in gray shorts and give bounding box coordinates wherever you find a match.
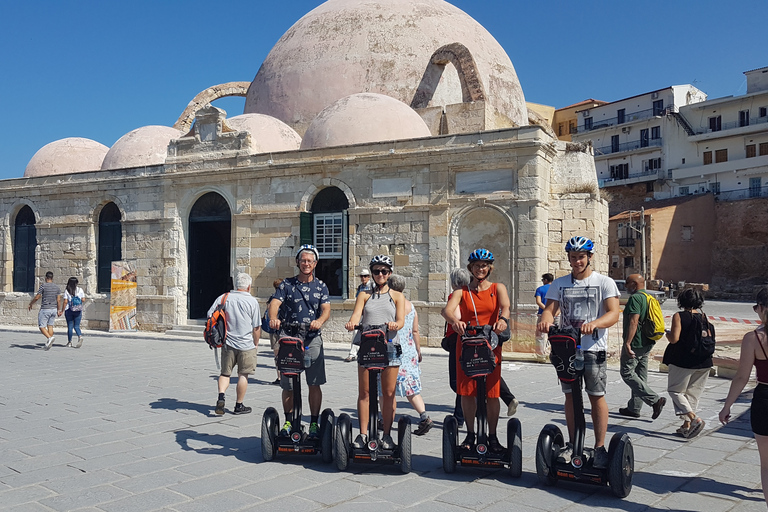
[210,273,261,415]
[28,271,61,350]
[269,245,331,439]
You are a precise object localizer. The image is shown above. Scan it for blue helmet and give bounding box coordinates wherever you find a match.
[296,244,319,262]
[565,236,594,254]
[468,248,494,263]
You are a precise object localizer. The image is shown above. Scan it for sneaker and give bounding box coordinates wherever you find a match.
[380,433,395,450]
[507,398,519,417]
[488,434,505,453]
[556,442,573,463]
[75,336,83,349]
[593,446,609,469]
[686,418,705,439]
[353,433,368,449]
[44,337,54,350]
[215,399,225,415]
[413,417,433,436]
[651,397,667,420]
[344,356,356,362]
[308,422,320,439]
[618,407,641,418]
[280,420,293,435]
[233,404,252,415]
[66,341,73,348]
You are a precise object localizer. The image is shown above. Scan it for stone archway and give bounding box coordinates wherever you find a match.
[173,82,251,133]
[411,42,486,110]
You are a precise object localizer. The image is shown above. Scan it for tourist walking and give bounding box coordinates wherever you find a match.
[719,286,768,505]
[534,273,553,361]
[388,273,433,435]
[28,271,61,350]
[664,288,713,438]
[618,274,666,420]
[59,277,85,348]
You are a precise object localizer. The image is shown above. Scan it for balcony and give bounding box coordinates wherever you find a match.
[594,137,662,156]
[714,185,768,202]
[691,115,768,136]
[576,108,659,134]
[618,238,636,247]
[599,169,660,187]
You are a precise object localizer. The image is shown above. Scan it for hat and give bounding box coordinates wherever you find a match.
[359,269,371,276]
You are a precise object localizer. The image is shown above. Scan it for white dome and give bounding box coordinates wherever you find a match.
[245,0,526,135]
[101,126,183,170]
[300,93,431,150]
[24,138,109,178]
[226,114,301,154]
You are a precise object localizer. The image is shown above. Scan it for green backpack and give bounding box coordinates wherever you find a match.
[640,291,665,342]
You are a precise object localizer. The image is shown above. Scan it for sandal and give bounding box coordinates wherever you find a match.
[675,425,690,437]
[460,432,476,451]
[685,418,705,439]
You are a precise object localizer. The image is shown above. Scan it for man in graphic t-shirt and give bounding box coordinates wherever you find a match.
[28,271,61,350]
[537,236,620,470]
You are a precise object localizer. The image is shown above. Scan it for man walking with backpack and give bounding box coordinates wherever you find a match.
[618,274,666,420]
[211,272,261,415]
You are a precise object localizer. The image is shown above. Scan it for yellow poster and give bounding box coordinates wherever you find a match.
[109,261,138,332]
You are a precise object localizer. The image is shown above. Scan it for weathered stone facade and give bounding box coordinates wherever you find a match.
[0,109,605,349]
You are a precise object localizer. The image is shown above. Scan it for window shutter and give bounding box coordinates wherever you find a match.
[300,211,313,245]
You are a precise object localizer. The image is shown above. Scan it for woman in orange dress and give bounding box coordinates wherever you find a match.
[441,249,510,452]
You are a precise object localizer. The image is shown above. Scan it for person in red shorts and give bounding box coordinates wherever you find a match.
[441,249,510,452]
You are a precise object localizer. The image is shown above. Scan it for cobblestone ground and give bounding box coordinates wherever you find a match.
[1,328,765,511]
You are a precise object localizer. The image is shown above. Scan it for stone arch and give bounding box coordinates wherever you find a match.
[173,81,251,133]
[299,178,356,212]
[448,204,516,298]
[411,42,486,109]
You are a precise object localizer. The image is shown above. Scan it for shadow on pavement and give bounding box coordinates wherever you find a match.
[150,397,217,416]
[174,429,260,463]
[9,343,45,350]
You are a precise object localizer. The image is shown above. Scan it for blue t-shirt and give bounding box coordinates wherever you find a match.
[273,276,330,341]
[535,284,550,314]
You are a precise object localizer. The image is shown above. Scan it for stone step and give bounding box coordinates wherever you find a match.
[167,323,205,337]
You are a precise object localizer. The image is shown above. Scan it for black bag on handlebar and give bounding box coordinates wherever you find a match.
[459,325,496,378]
[359,327,389,369]
[548,326,580,383]
[276,334,305,375]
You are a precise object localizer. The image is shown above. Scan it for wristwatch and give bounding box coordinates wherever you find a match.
[498,316,509,323]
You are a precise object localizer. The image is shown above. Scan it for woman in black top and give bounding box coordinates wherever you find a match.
[663,288,713,439]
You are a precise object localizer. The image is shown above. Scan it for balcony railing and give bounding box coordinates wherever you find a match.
[576,108,658,134]
[714,184,768,202]
[599,168,660,187]
[595,137,662,156]
[618,238,636,247]
[692,115,768,135]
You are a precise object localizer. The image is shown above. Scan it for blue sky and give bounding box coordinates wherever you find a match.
[1,0,765,180]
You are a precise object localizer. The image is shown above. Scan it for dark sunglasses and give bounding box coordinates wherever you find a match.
[755,304,765,311]
[371,269,391,276]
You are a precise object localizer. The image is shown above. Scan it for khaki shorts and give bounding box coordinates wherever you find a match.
[269,332,280,353]
[220,343,257,376]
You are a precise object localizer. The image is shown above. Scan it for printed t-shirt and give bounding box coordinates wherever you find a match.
[272,276,330,342]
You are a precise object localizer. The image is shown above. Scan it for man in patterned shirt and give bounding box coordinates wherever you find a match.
[268,245,331,438]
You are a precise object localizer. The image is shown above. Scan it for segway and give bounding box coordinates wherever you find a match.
[261,323,334,463]
[334,325,412,473]
[535,326,634,498]
[442,325,522,477]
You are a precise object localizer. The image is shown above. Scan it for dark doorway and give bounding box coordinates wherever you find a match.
[13,205,37,292]
[189,192,231,319]
[98,202,122,293]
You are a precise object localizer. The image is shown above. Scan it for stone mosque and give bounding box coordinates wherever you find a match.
[0,0,606,349]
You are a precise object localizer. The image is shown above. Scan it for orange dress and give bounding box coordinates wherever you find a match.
[456,283,503,398]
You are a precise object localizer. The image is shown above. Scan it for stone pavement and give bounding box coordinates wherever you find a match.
[1,328,765,511]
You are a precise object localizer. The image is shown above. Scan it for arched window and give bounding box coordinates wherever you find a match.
[13,206,37,292]
[98,203,122,293]
[302,187,349,297]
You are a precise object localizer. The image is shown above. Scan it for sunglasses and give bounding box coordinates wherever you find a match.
[371,269,391,276]
[755,304,765,311]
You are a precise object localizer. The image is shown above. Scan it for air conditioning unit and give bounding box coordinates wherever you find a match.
[651,92,659,99]
[621,127,630,133]
[582,110,590,117]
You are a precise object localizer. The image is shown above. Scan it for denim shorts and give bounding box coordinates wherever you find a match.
[561,351,607,396]
[38,308,57,327]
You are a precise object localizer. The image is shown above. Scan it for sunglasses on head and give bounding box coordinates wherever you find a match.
[371,269,391,276]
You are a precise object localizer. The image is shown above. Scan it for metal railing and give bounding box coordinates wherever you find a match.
[595,137,662,156]
[576,108,658,134]
[692,115,768,135]
[618,238,636,247]
[714,185,768,202]
[599,168,660,187]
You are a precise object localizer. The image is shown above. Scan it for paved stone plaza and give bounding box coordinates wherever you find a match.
[1,328,765,511]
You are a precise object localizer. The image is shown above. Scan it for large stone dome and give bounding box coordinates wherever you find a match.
[101,126,183,170]
[301,93,431,150]
[24,138,109,178]
[245,0,526,136]
[226,114,302,154]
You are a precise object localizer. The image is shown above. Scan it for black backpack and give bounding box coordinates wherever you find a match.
[688,312,715,362]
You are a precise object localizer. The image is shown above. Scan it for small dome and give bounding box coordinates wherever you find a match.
[226,114,301,154]
[300,93,431,150]
[101,126,183,170]
[24,138,109,178]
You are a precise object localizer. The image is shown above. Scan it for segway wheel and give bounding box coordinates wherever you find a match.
[535,424,563,486]
[442,415,458,473]
[335,413,352,471]
[398,416,412,474]
[607,432,634,498]
[320,408,335,464]
[506,417,523,478]
[260,407,280,462]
